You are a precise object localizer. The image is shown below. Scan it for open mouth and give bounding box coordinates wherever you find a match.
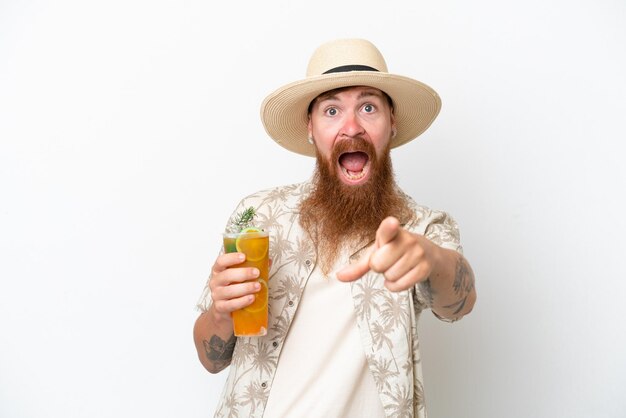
[338,151,371,183]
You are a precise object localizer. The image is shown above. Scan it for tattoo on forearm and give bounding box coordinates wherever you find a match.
[203,334,236,370]
[443,256,475,315]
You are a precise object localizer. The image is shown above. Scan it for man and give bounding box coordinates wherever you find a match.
[193,39,476,418]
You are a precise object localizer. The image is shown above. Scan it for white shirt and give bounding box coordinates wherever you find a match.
[263,256,385,418]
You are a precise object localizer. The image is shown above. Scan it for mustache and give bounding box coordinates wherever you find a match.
[330,137,375,160]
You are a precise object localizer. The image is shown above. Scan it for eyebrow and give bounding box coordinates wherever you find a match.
[316,88,386,104]
[357,89,386,100]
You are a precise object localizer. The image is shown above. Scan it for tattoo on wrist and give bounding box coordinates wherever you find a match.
[203,334,236,370]
[443,256,475,315]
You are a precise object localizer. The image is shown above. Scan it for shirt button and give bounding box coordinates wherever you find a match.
[305,260,311,266]
[272,341,278,348]
[288,300,294,307]
[261,382,267,388]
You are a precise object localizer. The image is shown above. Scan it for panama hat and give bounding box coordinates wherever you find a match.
[260,38,442,157]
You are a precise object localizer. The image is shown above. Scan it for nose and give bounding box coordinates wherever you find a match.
[339,111,365,138]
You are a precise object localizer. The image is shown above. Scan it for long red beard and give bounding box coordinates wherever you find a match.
[299,138,413,274]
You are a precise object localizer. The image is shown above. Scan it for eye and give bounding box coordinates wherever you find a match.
[325,107,338,116]
[362,103,375,113]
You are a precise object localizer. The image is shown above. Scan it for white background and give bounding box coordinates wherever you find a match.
[1,1,625,417]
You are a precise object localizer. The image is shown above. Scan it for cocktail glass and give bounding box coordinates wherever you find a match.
[222,230,269,337]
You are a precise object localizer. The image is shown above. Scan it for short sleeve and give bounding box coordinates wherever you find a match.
[423,210,463,254]
[412,209,464,314]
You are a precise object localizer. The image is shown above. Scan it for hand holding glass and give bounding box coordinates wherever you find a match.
[222,231,269,337]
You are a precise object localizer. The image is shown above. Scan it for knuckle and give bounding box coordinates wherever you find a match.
[414,264,429,281]
[369,252,385,272]
[382,269,397,282]
[210,288,224,302]
[370,259,383,273]
[209,273,224,290]
[213,257,226,269]
[384,280,399,292]
[213,301,226,313]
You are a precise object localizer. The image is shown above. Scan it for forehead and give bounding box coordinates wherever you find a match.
[314,86,387,103]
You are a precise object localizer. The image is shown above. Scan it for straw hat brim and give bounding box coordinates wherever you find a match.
[260,71,442,157]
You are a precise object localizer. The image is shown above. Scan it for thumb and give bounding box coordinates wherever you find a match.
[336,245,375,282]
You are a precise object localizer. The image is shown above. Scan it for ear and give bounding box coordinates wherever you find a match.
[307,118,313,139]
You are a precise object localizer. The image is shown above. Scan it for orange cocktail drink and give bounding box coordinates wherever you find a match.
[223,230,269,337]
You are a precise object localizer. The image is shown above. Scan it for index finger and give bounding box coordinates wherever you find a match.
[213,252,245,273]
[376,216,401,246]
